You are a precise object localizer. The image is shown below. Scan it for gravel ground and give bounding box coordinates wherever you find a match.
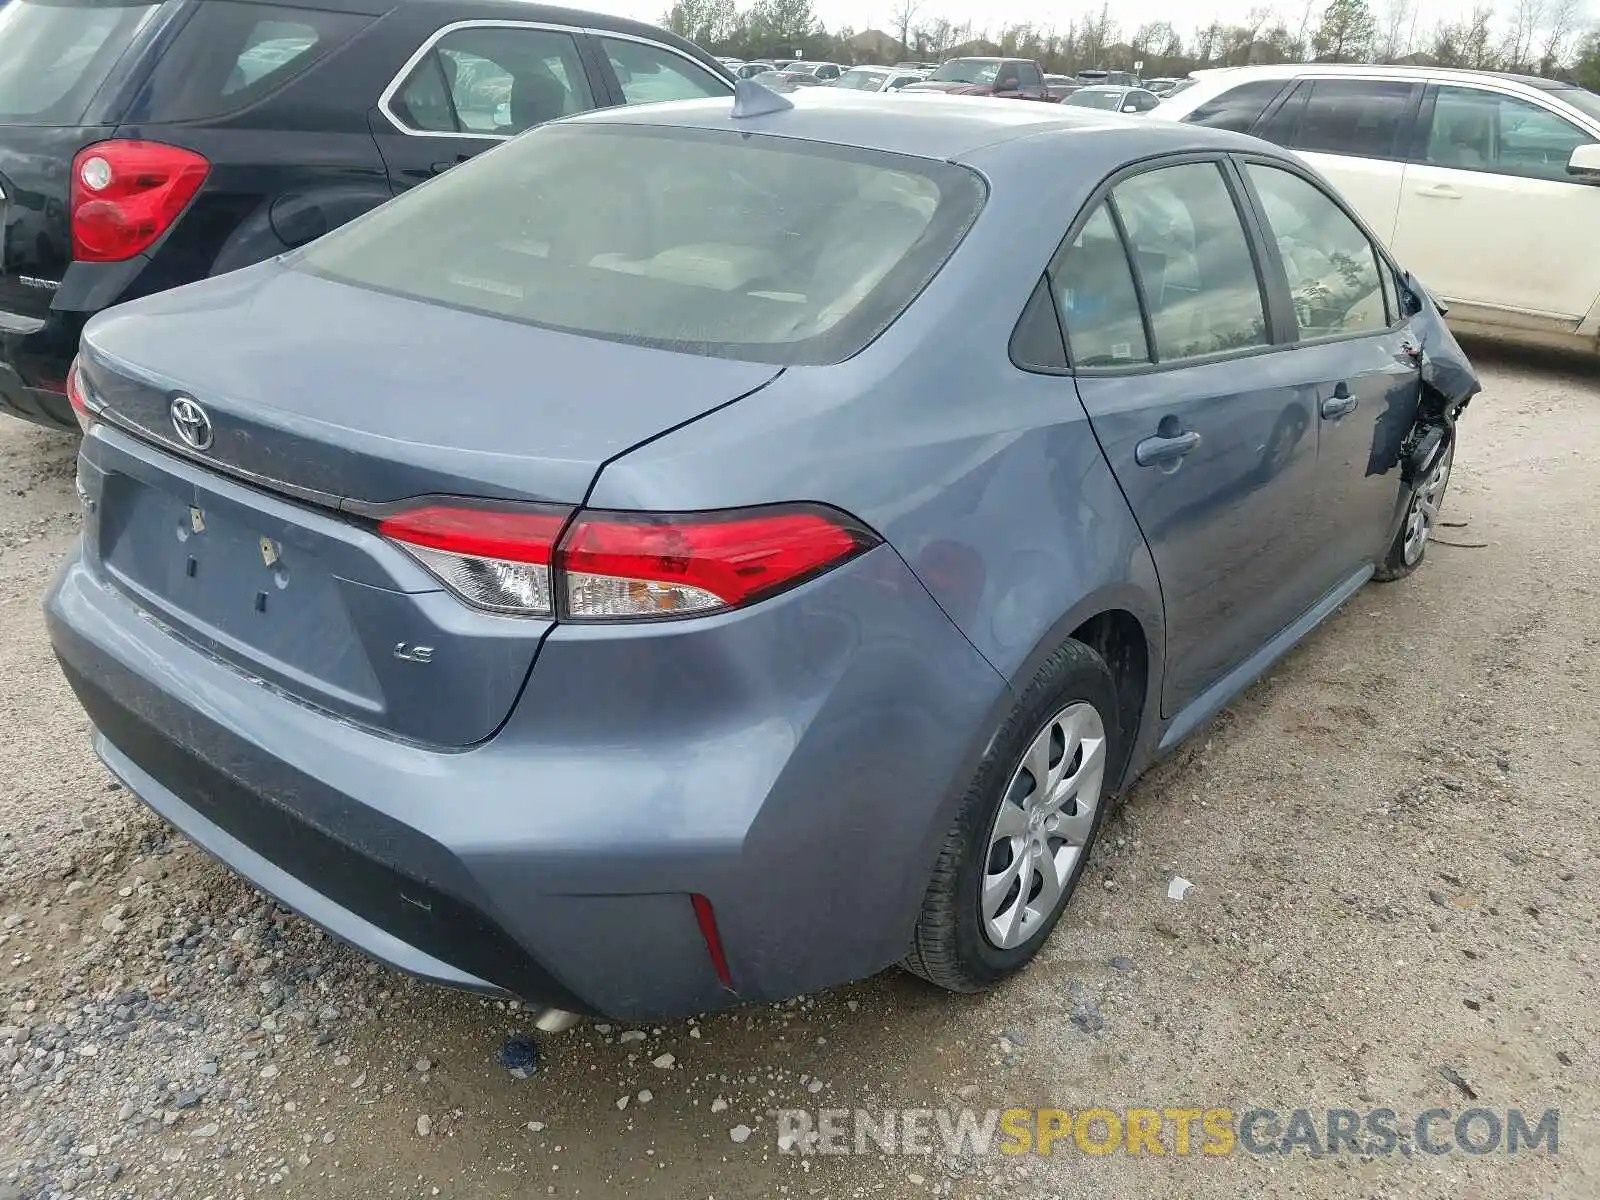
[1,345,1596,1200]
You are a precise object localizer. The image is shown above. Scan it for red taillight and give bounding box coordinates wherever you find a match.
[559,506,878,620]
[71,140,211,263]
[691,894,734,991]
[378,505,568,616]
[377,502,878,621]
[65,358,92,433]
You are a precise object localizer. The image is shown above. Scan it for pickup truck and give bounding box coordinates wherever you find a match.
[899,57,1055,101]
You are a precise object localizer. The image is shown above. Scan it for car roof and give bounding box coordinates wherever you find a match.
[1184,61,1572,91]
[563,87,1260,163]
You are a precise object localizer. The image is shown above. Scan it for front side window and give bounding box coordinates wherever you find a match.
[1050,203,1149,367]
[299,124,984,366]
[391,27,594,136]
[1289,79,1415,158]
[1181,78,1287,133]
[1245,164,1388,339]
[1423,86,1595,181]
[598,37,727,105]
[1113,162,1269,361]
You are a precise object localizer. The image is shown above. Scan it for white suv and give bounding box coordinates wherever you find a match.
[1154,65,1600,353]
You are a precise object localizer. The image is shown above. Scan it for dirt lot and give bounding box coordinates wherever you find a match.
[1,346,1596,1200]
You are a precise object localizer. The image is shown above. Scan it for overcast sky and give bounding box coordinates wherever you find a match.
[577,0,1539,42]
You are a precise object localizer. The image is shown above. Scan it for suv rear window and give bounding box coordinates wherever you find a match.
[299,123,985,366]
[0,0,161,126]
[1183,78,1287,132]
[135,1,372,122]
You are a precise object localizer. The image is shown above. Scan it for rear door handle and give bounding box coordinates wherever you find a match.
[1135,429,1202,467]
[1321,382,1358,419]
[1415,183,1461,199]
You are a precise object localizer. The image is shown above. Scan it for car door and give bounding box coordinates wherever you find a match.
[1236,157,1424,593]
[371,20,605,192]
[589,32,733,106]
[1390,83,1600,321]
[1055,159,1325,716]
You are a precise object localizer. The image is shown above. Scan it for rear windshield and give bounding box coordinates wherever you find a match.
[298,123,985,366]
[134,1,373,122]
[0,0,161,126]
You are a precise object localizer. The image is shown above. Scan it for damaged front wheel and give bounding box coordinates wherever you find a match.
[1375,440,1454,582]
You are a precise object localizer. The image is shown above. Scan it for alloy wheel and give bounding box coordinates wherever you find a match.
[980,701,1107,949]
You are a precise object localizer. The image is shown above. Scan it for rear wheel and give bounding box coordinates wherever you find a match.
[903,640,1120,992]
[1375,440,1454,582]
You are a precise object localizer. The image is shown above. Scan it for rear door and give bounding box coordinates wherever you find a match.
[0,0,172,331]
[372,19,606,192]
[1057,159,1325,716]
[1236,157,1423,591]
[1391,83,1600,320]
[1255,77,1421,245]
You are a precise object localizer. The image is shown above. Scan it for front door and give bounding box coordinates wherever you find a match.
[1056,161,1324,716]
[1391,83,1600,321]
[1238,159,1423,589]
[370,21,605,192]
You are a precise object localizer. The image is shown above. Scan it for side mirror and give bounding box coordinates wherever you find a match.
[1567,142,1600,182]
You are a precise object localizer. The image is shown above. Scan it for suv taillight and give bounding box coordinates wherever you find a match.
[71,141,211,263]
[379,503,879,621]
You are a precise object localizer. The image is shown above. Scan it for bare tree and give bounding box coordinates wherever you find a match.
[1292,0,1319,61]
[889,0,921,56]
[1538,0,1584,71]
[1502,0,1546,69]
[1376,0,1416,60]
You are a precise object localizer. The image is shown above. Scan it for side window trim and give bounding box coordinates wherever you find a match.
[1103,196,1158,363]
[1021,152,1292,377]
[1229,151,1409,345]
[380,18,593,140]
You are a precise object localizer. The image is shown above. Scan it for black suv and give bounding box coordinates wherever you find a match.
[0,0,732,430]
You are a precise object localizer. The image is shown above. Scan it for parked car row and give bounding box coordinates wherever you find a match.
[1155,63,1600,353]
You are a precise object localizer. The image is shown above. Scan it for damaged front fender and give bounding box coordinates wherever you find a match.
[1400,273,1481,484]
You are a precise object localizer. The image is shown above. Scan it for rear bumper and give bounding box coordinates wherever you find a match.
[46,535,1008,1019]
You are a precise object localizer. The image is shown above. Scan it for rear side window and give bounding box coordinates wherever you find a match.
[1182,79,1287,133]
[139,2,371,122]
[1113,162,1269,362]
[1051,203,1149,367]
[390,27,595,136]
[1285,79,1415,158]
[1017,63,1043,89]
[0,0,161,126]
[298,124,985,366]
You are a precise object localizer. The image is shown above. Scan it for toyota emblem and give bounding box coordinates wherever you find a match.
[169,396,214,451]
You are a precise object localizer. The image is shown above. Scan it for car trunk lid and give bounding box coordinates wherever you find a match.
[76,263,782,746]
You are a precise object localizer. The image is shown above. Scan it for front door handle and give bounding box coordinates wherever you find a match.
[1135,429,1202,467]
[1415,183,1461,199]
[1321,382,1358,419]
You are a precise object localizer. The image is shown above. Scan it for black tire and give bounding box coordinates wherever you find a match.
[1375,439,1455,583]
[903,639,1122,993]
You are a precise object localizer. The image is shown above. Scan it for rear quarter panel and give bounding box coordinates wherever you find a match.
[588,128,1168,774]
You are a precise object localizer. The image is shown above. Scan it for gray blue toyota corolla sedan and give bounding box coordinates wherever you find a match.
[46,84,1478,1024]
